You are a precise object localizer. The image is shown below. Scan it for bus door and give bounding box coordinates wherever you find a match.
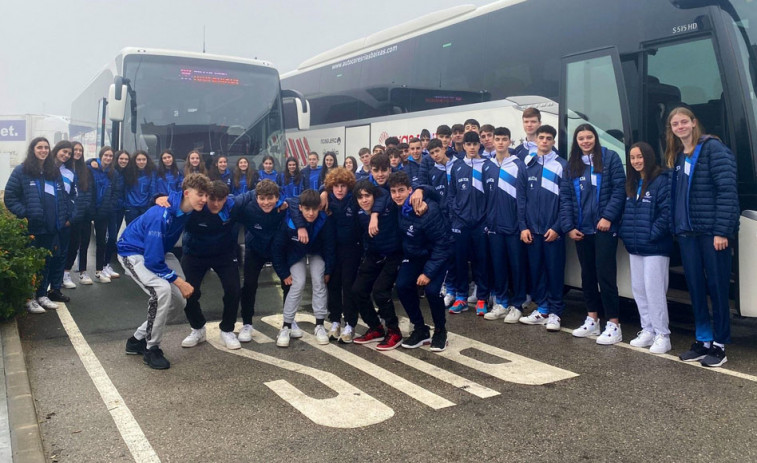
[345,125,370,164]
[559,47,633,297]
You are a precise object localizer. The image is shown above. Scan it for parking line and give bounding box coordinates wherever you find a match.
[57,305,160,463]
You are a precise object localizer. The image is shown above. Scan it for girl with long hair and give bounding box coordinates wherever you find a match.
[666,107,739,367]
[184,150,207,176]
[209,155,233,190]
[232,157,258,194]
[156,149,183,195]
[618,141,672,354]
[46,141,74,302]
[343,156,358,173]
[64,141,97,284]
[318,151,338,186]
[278,157,304,199]
[123,150,156,224]
[89,146,120,282]
[4,137,68,312]
[258,155,277,182]
[561,124,626,345]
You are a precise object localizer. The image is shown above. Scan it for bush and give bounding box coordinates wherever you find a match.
[0,204,50,320]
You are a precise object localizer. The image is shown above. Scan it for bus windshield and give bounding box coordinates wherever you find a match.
[729,0,757,125]
[121,54,284,164]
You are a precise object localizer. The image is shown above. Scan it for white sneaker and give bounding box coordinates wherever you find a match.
[339,324,354,344]
[314,325,329,345]
[63,272,76,289]
[277,327,291,347]
[219,330,241,350]
[104,264,120,278]
[95,271,111,284]
[37,296,59,310]
[328,321,341,340]
[79,272,93,285]
[181,327,206,347]
[572,316,601,338]
[26,299,46,314]
[596,321,623,345]
[238,324,254,343]
[290,321,303,338]
[443,293,456,307]
[467,283,477,304]
[520,310,548,325]
[630,330,655,348]
[522,294,533,309]
[503,307,522,324]
[649,334,672,354]
[484,304,508,320]
[546,313,561,332]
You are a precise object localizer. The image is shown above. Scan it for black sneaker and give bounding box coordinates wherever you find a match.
[125,336,147,355]
[143,346,170,370]
[700,345,727,368]
[401,327,431,349]
[679,341,709,362]
[47,289,70,303]
[430,329,448,352]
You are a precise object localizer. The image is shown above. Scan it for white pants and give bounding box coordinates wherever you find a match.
[119,253,187,348]
[283,255,327,324]
[629,254,670,336]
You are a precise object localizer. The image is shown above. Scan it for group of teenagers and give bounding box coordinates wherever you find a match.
[3,105,739,370]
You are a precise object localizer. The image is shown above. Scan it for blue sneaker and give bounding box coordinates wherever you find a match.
[449,299,469,314]
[475,300,488,316]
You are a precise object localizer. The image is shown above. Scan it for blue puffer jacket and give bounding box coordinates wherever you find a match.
[358,191,402,257]
[70,170,95,224]
[88,159,115,219]
[4,165,69,234]
[271,202,335,279]
[619,172,673,256]
[404,156,423,187]
[397,198,453,279]
[328,192,361,246]
[671,136,739,238]
[236,191,287,259]
[112,169,126,212]
[560,148,626,234]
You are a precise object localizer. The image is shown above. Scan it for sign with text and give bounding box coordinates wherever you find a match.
[0,120,26,141]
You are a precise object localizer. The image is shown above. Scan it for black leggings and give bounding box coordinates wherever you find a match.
[66,221,91,272]
[575,231,619,319]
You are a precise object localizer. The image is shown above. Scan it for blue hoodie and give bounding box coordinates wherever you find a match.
[117,190,190,282]
[156,170,184,196]
[448,156,487,230]
[484,155,527,235]
[521,150,568,235]
[258,169,278,183]
[277,172,305,199]
[125,170,156,208]
[88,158,115,218]
[303,166,323,190]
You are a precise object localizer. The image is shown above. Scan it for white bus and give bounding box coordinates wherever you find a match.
[281,0,757,315]
[71,47,309,168]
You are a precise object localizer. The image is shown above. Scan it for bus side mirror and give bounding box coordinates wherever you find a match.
[282,89,310,131]
[108,76,128,122]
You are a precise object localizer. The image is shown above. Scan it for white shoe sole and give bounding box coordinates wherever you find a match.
[181,336,206,348]
[596,336,622,345]
[276,338,290,347]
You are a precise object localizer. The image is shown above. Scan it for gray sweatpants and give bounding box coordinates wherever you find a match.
[283,255,327,324]
[629,254,670,336]
[119,253,187,348]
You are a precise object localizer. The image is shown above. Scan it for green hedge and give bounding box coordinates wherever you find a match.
[0,204,50,320]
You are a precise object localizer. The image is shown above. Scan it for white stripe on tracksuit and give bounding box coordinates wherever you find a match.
[120,253,187,348]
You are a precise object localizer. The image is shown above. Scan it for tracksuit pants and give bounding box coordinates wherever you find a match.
[396,257,447,332]
[678,234,732,344]
[453,223,489,300]
[527,234,566,316]
[283,255,327,324]
[93,217,109,271]
[48,226,70,291]
[240,250,283,326]
[31,233,57,298]
[352,252,402,330]
[327,243,362,327]
[66,221,91,272]
[629,254,670,336]
[120,253,186,349]
[488,231,526,307]
[575,231,619,319]
[104,210,124,266]
[181,252,241,333]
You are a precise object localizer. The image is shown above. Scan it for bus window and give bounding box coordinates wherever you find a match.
[564,53,628,161]
[645,38,725,154]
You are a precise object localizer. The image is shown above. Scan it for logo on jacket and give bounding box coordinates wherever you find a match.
[253,223,262,230]
[406,225,415,237]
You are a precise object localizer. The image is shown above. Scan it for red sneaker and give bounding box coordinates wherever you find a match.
[353,325,386,344]
[376,329,403,351]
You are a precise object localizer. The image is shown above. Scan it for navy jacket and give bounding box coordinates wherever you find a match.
[404,156,423,187]
[4,165,69,234]
[521,151,568,235]
[418,159,454,219]
[328,192,361,246]
[116,190,190,282]
[156,171,184,195]
[619,172,673,256]
[397,198,453,279]
[271,205,335,279]
[88,159,115,219]
[235,191,287,259]
[356,168,371,182]
[112,169,126,212]
[560,148,625,234]
[182,192,253,258]
[302,166,323,190]
[357,191,402,257]
[125,171,157,209]
[484,155,527,235]
[671,136,739,238]
[277,172,305,199]
[69,169,95,224]
[448,157,488,229]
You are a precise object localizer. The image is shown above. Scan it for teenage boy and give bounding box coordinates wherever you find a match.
[448,131,490,315]
[302,152,323,190]
[384,137,400,150]
[450,124,465,159]
[479,124,497,159]
[463,119,480,134]
[482,127,528,322]
[388,172,453,351]
[420,129,431,156]
[356,147,372,181]
[513,108,542,161]
[118,173,210,370]
[404,137,424,186]
[388,148,403,170]
[518,125,567,331]
[271,189,335,347]
[372,145,385,156]
[397,142,409,163]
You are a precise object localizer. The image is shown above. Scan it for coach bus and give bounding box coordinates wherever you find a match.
[71,47,309,169]
[280,0,757,316]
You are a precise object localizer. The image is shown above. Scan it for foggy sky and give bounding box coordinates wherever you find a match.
[0,0,493,117]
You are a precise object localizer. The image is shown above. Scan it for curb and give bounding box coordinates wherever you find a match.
[1,320,45,463]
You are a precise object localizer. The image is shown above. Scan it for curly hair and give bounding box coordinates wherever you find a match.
[324,167,356,192]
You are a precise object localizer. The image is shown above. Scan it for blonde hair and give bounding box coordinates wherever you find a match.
[664,107,703,168]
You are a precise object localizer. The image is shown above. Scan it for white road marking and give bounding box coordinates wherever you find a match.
[260,314,456,410]
[560,327,757,382]
[205,324,393,428]
[57,305,160,463]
